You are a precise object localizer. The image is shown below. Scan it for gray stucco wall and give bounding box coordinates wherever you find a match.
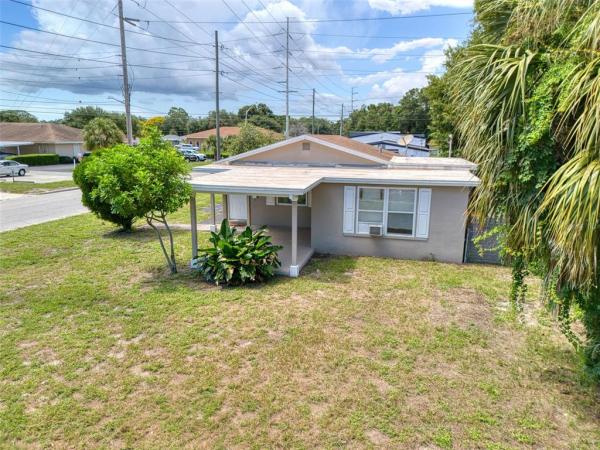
[310,183,471,263]
[250,196,311,228]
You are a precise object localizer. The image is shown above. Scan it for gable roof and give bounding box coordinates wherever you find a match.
[219,134,396,165]
[0,122,83,143]
[184,126,282,140]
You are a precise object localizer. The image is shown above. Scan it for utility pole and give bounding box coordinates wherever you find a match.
[215,30,221,161]
[117,0,133,145]
[339,104,344,136]
[311,88,315,134]
[285,17,290,139]
[448,133,453,158]
[351,87,357,112]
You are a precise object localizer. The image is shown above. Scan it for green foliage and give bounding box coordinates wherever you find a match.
[62,106,142,136]
[197,219,282,286]
[224,123,282,155]
[448,0,600,379]
[82,117,124,151]
[73,126,192,273]
[347,88,429,134]
[161,106,191,135]
[0,109,38,123]
[7,153,59,165]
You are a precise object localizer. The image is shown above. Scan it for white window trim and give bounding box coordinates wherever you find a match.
[385,188,417,238]
[353,186,419,239]
[355,187,385,234]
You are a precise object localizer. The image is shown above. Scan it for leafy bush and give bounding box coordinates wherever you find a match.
[73,126,191,272]
[83,117,124,151]
[7,153,59,165]
[58,155,75,164]
[197,219,282,286]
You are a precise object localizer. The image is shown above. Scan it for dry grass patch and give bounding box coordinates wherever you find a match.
[0,215,598,448]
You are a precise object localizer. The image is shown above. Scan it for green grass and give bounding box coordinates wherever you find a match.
[0,214,598,448]
[0,180,76,194]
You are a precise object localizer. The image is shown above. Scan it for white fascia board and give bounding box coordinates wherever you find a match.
[190,184,308,196]
[321,176,480,187]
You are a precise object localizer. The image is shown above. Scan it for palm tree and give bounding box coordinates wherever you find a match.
[448,0,600,376]
[83,117,125,151]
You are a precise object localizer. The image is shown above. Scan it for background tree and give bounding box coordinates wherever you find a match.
[144,116,165,129]
[395,88,429,134]
[62,106,142,136]
[424,74,459,155]
[0,110,38,123]
[82,117,124,151]
[225,123,281,155]
[447,0,600,378]
[161,107,191,135]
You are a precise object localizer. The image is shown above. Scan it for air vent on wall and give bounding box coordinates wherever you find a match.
[302,142,311,151]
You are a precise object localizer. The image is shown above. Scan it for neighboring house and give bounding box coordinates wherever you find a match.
[0,122,85,157]
[350,131,430,156]
[188,134,480,277]
[162,134,182,146]
[184,126,281,148]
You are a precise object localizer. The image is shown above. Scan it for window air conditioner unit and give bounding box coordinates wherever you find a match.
[369,225,382,236]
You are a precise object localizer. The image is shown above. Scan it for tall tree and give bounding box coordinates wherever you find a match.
[395,88,429,134]
[161,107,191,135]
[424,74,458,155]
[0,110,38,123]
[448,0,600,378]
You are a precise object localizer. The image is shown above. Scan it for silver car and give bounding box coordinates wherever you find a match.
[0,160,28,177]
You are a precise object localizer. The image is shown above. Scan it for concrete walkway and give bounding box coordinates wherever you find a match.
[0,189,88,232]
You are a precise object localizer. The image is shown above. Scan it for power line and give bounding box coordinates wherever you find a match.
[132,11,473,24]
[292,32,467,39]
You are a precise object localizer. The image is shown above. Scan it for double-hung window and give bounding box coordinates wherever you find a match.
[386,189,416,236]
[356,188,384,234]
[354,187,417,237]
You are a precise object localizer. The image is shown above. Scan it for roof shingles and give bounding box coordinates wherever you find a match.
[0,122,83,143]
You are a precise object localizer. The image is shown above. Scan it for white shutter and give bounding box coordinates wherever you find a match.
[416,188,431,238]
[343,186,356,234]
[266,196,275,206]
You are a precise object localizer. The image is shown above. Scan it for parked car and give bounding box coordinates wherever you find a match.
[0,160,28,177]
[177,143,199,152]
[178,149,204,162]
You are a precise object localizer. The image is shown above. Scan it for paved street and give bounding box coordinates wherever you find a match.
[0,189,88,232]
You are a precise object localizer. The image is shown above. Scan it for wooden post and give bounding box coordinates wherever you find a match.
[290,196,298,277]
[190,193,198,260]
[247,195,252,227]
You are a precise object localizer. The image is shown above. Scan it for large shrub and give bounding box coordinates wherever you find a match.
[197,219,282,286]
[7,153,59,166]
[73,126,191,272]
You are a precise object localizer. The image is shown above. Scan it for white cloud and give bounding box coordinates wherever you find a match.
[368,0,472,15]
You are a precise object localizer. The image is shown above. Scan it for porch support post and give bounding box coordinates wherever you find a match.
[290,195,299,277]
[223,194,229,221]
[190,193,198,265]
[210,193,216,232]
[247,195,252,227]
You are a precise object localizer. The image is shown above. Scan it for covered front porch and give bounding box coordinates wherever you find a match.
[189,191,313,277]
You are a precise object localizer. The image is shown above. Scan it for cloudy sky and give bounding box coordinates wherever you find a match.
[0,0,473,122]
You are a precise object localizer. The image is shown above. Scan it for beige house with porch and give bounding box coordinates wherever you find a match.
[188,134,480,277]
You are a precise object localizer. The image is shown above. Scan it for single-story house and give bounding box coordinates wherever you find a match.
[162,134,182,146]
[0,123,85,157]
[350,131,430,156]
[184,126,282,148]
[188,134,480,277]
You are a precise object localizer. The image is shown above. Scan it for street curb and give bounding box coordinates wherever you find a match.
[34,187,80,195]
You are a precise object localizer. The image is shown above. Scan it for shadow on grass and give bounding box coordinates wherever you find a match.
[101,226,189,243]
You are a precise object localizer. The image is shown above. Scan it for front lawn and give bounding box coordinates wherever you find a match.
[0,214,598,448]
